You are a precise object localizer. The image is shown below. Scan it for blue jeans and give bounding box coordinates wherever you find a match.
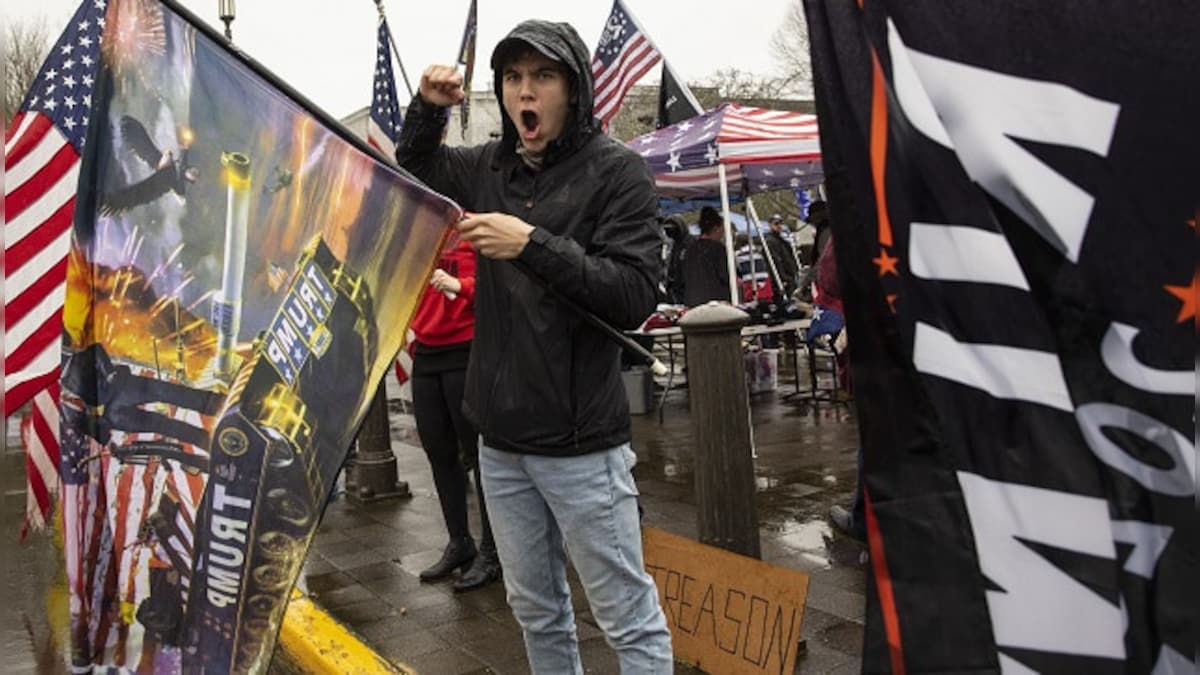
[480,443,673,674]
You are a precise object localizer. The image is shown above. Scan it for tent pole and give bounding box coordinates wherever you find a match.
[788,219,805,272]
[746,205,756,292]
[718,164,739,304]
[785,190,807,271]
[746,199,784,303]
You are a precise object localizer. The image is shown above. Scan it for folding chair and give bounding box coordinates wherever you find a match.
[793,305,849,405]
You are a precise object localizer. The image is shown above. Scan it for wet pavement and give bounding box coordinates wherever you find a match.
[294,361,866,674]
[1,348,867,674]
[2,427,71,675]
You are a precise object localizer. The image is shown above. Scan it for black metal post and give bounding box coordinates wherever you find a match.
[346,380,410,504]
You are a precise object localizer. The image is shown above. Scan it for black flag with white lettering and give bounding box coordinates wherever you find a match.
[804,1,1197,673]
[656,60,703,129]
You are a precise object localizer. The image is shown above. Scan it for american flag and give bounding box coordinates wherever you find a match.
[367,18,404,158]
[5,0,106,532]
[456,0,477,136]
[5,0,105,415]
[591,0,661,130]
[628,102,823,199]
[367,16,415,401]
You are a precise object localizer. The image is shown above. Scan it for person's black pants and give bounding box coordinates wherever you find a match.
[412,366,494,550]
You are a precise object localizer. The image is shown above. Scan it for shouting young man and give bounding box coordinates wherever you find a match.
[396,20,673,674]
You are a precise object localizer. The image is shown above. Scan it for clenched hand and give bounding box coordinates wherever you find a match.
[456,213,534,260]
[419,65,465,107]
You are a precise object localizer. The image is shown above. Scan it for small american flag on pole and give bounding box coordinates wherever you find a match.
[367,17,404,158]
[5,0,107,535]
[367,17,416,400]
[591,0,661,130]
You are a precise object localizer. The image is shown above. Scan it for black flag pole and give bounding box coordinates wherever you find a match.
[510,260,669,377]
[455,0,478,138]
[217,0,235,39]
[373,0,414,99]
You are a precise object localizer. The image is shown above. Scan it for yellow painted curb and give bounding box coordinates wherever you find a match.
[275,588,415,674]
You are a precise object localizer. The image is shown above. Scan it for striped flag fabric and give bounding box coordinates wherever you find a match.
[393,328,416,404]
[367,17,404,158]
[58,424,107,668]
[5,0,105,417]
[591,0,661,130]
[628,102,823,199]
[19,383,61,538]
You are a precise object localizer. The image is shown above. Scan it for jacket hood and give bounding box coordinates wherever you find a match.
[490,20,601,166]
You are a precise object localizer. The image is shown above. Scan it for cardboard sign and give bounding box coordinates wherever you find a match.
[643,527,809,674]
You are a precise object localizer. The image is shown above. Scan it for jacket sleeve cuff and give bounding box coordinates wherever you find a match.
[517,227,557,269]
[408,93,449,118]
[396,94,450,158]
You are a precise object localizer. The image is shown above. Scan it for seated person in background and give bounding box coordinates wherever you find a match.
[682,206,731,306]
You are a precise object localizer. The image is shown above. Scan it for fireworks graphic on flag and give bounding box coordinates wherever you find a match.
[102,0,166,80]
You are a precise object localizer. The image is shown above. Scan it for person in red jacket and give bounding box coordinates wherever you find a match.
[410,239,500,592]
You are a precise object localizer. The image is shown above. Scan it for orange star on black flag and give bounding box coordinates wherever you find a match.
[1164,271,1197,324]
[873,249,900,277]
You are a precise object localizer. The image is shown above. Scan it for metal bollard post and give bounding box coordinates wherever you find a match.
[347,382,410,504]
[679,302,761,559]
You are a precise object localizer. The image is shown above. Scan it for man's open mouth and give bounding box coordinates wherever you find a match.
[520,110,540,139]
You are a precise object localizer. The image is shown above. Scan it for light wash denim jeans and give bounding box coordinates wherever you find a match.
[480,442,673,674]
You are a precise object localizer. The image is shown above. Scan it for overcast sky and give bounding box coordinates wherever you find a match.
[4,0,796,120]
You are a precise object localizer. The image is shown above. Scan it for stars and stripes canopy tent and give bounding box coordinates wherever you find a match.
[628,102,823,200]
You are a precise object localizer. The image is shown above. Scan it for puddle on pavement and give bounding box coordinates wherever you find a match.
[776,518,835,568]
[755,475,780,491]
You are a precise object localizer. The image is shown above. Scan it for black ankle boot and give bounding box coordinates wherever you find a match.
[452,546,501,593]
[420,537,477,582]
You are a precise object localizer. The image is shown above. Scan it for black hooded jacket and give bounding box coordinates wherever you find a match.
[396,20,661,456]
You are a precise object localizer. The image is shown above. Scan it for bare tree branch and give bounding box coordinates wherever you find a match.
[4,18,52,126]
[769,0,813,97]
[703,68,786,103]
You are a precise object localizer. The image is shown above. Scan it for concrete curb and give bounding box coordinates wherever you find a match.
[275,589,413,674]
